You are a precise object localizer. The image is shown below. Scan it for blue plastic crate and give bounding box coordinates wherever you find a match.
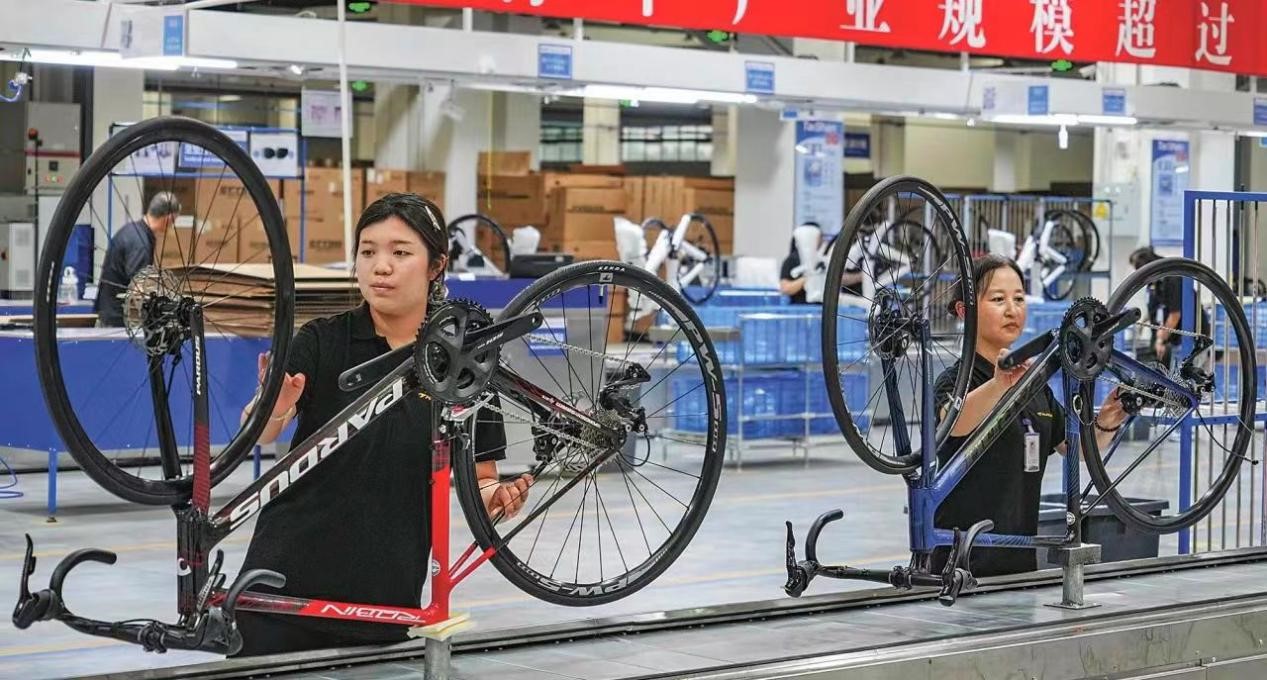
[707,289,789,308]
[1214,364,1267,402]
[1214,303,1267,349]
[671,374,790,439]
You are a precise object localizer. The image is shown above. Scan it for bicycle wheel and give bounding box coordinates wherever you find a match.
[453,261,725,605]
[34,116,294,506]
[1071,210,1100,271]
[822,176,976,475]
[1081,258,1254,534]
[447,213,511,276]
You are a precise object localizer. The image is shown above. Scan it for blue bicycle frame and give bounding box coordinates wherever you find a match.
[906,327,1199,562]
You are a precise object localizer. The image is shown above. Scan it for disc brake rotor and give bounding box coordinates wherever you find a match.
[124,267,191,357]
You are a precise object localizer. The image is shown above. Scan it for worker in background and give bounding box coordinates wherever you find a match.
[94,192,180,327]
[779,222,822,304]
[1128,246,1193,366]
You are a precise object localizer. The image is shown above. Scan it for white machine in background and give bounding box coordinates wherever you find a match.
[510,226,540,256]
[791,224,827,304]
[1015,217,1070,297]
[0,222,36,298]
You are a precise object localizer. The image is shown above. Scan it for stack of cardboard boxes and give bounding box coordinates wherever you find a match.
[640,176,734,253]
[282,168,364,265]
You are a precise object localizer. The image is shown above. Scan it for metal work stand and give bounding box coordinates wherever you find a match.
[425,637,452,680]
[1045,542,1102,610]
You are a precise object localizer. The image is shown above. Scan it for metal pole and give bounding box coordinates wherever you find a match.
[425,637,451,680]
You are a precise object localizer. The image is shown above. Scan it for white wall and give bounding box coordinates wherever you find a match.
[1023,131,1094,190]
[492,92,542,167]
[734,107,795,257]
[902,123,996,190]
[422,85,492,219]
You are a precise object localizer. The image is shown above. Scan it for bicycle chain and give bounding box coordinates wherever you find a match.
[523,333,644,368]
[462,392,611,458]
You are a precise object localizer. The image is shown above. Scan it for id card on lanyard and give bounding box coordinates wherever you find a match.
[1022,417,1040,472]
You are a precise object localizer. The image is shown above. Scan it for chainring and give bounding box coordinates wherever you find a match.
[1059,297,1112,382]
[415,299,498,405]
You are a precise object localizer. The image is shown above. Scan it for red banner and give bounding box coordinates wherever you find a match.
[389,1,1265,76]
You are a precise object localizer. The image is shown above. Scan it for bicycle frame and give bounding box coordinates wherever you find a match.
[645,214,710,290]
[787,312,1203,601]
[15,308,635,652]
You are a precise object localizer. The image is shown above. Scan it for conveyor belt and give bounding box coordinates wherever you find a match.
[82,548,1267,680]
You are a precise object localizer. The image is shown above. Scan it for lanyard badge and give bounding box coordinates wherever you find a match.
[1022,417,1041,472]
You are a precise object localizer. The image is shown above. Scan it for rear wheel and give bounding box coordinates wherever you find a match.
[1081,258,1254,534]
[822,176,976,475]
[34,116,294,506]
[454,261,726,605]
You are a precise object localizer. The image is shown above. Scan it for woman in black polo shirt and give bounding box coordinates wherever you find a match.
[233,193,531,656]
[932,255,1127,577]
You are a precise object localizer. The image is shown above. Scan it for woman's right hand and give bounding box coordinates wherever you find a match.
[990,348,1030,390]
[258,352,306,415]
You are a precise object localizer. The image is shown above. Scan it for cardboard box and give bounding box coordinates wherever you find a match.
[558,240,618,261]
[157,224,196,267]
[624,177,645,223]
[478,174,542,199]
[284,168,364,225]
[682,176,735,191]
[364,168,409,208]
[302,217,349,265]
[238,220,301,264]
[548,212,619,243]
[684,188,734,217]
[542,172,624,191]
[551,187,627,214]
[408,171,446,213]
[191,178,284,266]
[478,151,532,176]
[478,174,546,227]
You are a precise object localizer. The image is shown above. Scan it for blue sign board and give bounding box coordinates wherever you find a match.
[538,44,573,80]
[1102,88,1126,115]
[844,132,870,159]
[1027,85,1049,115]
[162,14,185,57]
[1254,98,1267,126]
[745,61,775,95]
[1150,139,1189,246]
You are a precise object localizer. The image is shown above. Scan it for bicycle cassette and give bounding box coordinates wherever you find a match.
[415,299,498,405]
[1059,297,1112,382]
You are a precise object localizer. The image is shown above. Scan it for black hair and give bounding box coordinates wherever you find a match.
[1129,245,1161,269]
[947,254,1026,315]
[147,191,181,218]
[355,192,448,268]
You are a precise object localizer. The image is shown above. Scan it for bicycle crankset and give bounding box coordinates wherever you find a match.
[1059,297,1113,382]
[415,299,498,405]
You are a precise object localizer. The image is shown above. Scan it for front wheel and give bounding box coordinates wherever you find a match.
[453,261,726,605]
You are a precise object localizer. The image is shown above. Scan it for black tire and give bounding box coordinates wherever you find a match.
[822,176,976,475]
[34,116,294,506]
[447,213,511,275]
[1082,257,1253,533]
[453,260,726,605]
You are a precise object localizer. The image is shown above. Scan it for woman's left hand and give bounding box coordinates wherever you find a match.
[1098,387,1127,430]
[489,474,534,519]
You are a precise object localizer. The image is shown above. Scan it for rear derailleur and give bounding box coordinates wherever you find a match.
[13,534,283,655]
[784,510,993,607]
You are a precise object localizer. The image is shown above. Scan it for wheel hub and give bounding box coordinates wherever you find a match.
[869,289,915,359]
[124,268,193,357]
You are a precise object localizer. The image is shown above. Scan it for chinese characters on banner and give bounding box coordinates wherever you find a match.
[389,0,1267,75]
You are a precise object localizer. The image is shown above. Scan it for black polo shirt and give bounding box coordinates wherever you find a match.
[779,251,809,305]
[931,352,1065,577]
[94,220,156,326]
[237,303,505,652]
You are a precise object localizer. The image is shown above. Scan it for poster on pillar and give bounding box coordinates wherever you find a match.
[1149,139,1189,247]
[793,120,844,238]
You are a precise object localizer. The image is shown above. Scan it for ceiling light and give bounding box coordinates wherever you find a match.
[289,64,305,76]
[986,113,1078,126]
[1238,130,1267,138]
[1076,114,1138,126]
[568,84,758,105]
[0,49,236,71]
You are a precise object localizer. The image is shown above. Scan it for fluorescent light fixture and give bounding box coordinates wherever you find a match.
[1238,130,1267,138]
[289,64,305,76]
[1076,114,1137,126]
[965,117,977,127]
[568,84,758,105]
[0,48,236,71]
[986,113,1079,126]
[929,112,961,120]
